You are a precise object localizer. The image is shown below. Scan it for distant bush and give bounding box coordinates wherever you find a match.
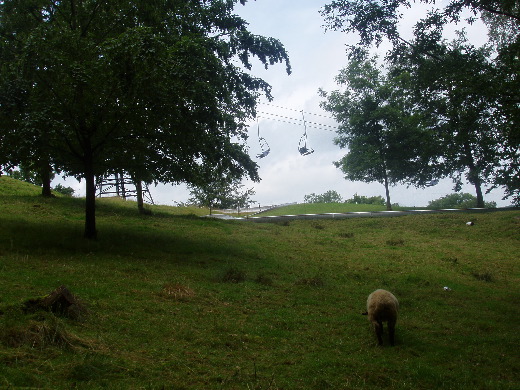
[427,193,497,209]
[304,190,343,203]
[53,184,75,197]
[344,193,385,206]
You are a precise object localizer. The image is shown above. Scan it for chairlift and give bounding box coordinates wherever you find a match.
[255,120,270,159]
[298,110,314,156]
[425,179,439,187]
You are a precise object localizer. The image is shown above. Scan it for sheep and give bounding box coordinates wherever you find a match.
[363,289,399,346]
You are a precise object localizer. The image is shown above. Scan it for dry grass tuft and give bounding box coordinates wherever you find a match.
[386,238,405,246]
[1,316,85,350]
[159,284,196,301]
[472,271,494,282]
[255,273,274,286]
[296,275,325,287]
[221,268,247,283]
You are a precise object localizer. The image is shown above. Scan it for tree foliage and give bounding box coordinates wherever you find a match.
[320,57,436,210]
[321,0,520,205]
[393,37,507,207]
[0,0,291,237]
[188,173,255,214]
[304,190,343,204]
[427,192,497,209]
[344,193,385,206]
[53,183,75,197]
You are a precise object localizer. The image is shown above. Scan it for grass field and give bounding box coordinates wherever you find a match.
[1,176,519,389]
[252,203,397,217]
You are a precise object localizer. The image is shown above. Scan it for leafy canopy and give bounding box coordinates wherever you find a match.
[0,0,291,237]
[321,0,519,205]
[304,190,343,204]
[320,57,436,210]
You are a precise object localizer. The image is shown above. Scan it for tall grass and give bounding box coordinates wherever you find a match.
[0,177,519,389]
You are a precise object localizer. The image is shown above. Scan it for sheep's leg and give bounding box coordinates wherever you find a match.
[388,321,396,346]
[374,321,383,345]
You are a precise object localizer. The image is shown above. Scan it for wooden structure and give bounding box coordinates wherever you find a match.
[96,173,154,204]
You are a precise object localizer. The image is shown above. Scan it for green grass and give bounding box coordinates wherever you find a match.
[1,176,519,389]
[256,203,408,216]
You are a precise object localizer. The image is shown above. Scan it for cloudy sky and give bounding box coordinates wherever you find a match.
[57,0,511,208]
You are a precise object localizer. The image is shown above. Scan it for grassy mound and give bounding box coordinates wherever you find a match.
[0,175,43,196]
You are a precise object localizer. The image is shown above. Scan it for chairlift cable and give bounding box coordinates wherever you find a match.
[302,110,308,136]
[259,102,336,121]
[256,115,336,132]
[257,112,337,131]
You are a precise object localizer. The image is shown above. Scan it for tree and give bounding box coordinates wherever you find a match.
[320,57,436,210]
[0,0,291,238]
[321,1,519,51]
[481,5,520,205]
[393,37,506,207]
[53,183,75,197]
[188,172,255,214]
[321,0,520,205]
[344,193,385,205]
[427,193,497,209]
[304,190,343,204]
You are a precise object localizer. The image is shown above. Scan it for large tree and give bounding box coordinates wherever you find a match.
[321,0,520,205]
[320,57,436,210]
[0,0,290,238]
[188,169,255,215]
[392,37,506,207]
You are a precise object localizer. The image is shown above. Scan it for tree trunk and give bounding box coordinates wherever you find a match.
[464,140,485,208]
[40,162,53,197]
[383,174,392,211]
[135,179,145,214]
[84,164,97,239]
[472,174,485,208]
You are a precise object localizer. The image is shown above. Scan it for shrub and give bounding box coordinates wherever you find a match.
[53,184,75,196]
[304,190,343,204]
[427,193,497,209]
[344,193,385,206]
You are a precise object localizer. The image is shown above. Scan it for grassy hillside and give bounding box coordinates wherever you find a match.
[256,202,403,216]
[1,176,519,389]
[0,175,44,196]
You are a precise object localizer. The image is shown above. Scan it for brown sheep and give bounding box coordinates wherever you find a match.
[363,289,399,346]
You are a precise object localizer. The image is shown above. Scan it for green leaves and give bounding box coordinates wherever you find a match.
[322,0,520,205]
[321,57,437,209]
[0,0,290,236]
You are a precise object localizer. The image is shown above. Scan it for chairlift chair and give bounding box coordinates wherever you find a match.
[298,110,314,156]
[298,135,314,156]
[256,137,271,158]
[255,120,270,159]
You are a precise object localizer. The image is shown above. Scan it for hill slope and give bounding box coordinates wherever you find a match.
[0,175,44,196]
[0,180,519,389]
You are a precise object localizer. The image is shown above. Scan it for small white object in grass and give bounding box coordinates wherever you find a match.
[466,221,474,226]
[444,286,451,291]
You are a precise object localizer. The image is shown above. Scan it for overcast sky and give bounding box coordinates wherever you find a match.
[57,0,512,208]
